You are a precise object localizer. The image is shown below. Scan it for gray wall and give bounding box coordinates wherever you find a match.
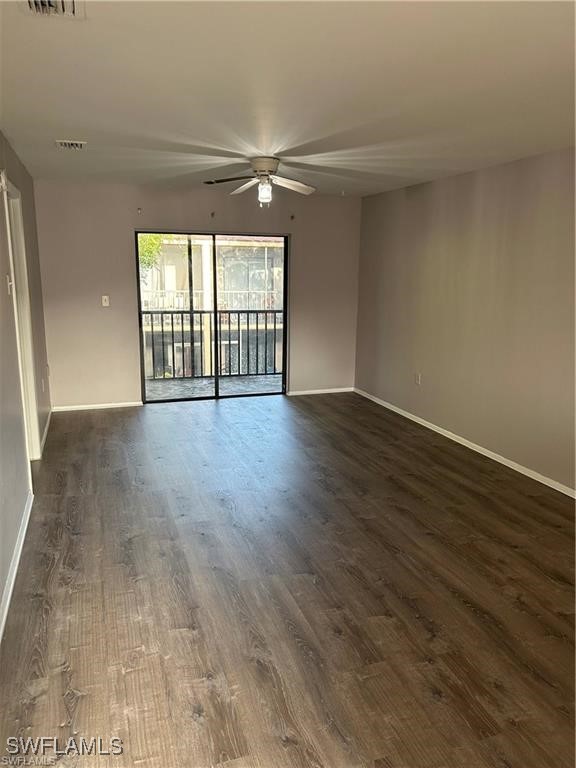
[34,181,361,406]
[0,129,51,621]
[356,148,575,489]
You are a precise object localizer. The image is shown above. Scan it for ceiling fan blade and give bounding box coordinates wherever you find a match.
[271,175,316,195]
[204,175,254,185]
[230,178,259,195]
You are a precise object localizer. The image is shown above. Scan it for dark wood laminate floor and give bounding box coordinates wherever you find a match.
[0,393,573,768]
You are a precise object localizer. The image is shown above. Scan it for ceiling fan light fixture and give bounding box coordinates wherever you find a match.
[258,178,272,205]
[205,157,315,201]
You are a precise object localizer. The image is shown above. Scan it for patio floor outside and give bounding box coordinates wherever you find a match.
[144,374,284,401]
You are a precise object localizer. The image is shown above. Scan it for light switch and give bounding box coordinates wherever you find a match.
[101,295,110,307]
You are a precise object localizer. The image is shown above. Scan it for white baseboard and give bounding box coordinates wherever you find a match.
[287,388,354,396]
[0,490,34,646]
[40,409,52,455]
[52,401,143,412]
[354,388,576,499]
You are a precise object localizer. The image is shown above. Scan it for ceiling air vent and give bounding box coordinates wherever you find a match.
[55,140,87,150]
[26,1,84,18]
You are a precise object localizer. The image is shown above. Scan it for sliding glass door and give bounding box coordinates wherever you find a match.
[216,235,285,397]
[136,232,286,402]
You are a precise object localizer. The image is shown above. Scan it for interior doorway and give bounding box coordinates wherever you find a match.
[136,232,287,402]
[1,172,41,463]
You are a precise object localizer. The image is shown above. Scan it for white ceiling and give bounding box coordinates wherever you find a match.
[1,1,574,195]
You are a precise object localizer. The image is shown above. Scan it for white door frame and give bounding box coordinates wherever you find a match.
[1,171,41,463]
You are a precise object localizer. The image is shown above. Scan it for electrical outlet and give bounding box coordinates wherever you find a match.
[101,295,110,307]
[415,372,422,386]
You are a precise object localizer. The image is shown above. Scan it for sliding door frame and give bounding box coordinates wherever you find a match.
[135,230,289,403]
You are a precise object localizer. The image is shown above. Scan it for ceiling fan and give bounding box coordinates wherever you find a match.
[204,156,315,205]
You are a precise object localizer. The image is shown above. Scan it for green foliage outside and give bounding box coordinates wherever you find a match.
[137,233,164,270]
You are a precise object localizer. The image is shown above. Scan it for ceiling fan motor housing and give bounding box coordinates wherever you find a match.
[251,157,280,176]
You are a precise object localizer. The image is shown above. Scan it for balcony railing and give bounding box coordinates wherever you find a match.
[141,290,193,310]
[141,310,284,380]
[141,290,283,311]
